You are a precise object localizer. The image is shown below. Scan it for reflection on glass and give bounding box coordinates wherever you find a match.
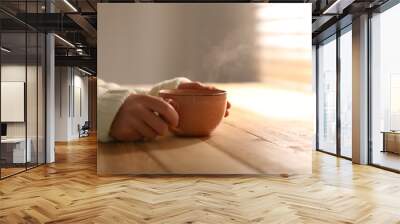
[371,3,400,171]
[340,29,352,158]
[38,33,46,165]
[1,32,27,177]
[27,31,38,169]
[0,1,47,179]
[318,37,337,154]
[390,75,400,131]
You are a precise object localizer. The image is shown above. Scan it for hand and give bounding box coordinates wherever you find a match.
[110,94,179,141]
[177,82,231,117]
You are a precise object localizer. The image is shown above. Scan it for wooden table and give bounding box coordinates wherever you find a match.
[382,131,400,154]
[98,83,313,175]
[1,138,32,164]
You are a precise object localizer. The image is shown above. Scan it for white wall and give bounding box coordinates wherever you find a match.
[55,67,89,141]
[72,74,89,138]
[1,65,37,138]
[1,65,27,142]
[55,67,69,141]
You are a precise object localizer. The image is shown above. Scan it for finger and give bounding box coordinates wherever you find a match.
[132,119,157,139]
[124,129,144,141]
[227,101,231,109]
[141,96,179,127]
[224,110,229,117]
[141,109,169,135]
[111,121,143,141]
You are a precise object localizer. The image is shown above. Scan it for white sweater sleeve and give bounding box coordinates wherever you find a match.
[147,77,190,96]
[97,77,190,142]
[97,79,131,142]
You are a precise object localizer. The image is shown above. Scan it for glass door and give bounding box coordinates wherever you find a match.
[0,1,47,179]
[370,3,400,171]
[1,30,28,178]
[317,35,337,154]
[316,24,353,159]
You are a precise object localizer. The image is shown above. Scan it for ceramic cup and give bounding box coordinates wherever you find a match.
[159,88,227,137]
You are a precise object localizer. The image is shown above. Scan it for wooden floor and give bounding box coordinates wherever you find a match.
[1,163,44,178]
[372,151,400,171]
[0,167,26,178]
[1,135,400,223]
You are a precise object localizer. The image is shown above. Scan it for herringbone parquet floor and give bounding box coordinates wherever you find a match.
[1,136,400,224]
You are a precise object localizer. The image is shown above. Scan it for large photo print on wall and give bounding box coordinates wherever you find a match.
[97,3,313,175]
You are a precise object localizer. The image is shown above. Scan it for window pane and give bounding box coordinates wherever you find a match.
[26,0,40,169]
[318,37,337,154]
[27,31,38,169]
[340,29,352,158]
[38,33,46,165]
[371,4,400,171]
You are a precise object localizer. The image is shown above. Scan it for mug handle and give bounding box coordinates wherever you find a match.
[165,98,179,113]
[161,97,181,133]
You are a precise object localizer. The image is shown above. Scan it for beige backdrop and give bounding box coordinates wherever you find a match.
[98,3,311,85]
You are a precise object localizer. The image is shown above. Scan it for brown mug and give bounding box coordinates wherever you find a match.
[159,89,227,137]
